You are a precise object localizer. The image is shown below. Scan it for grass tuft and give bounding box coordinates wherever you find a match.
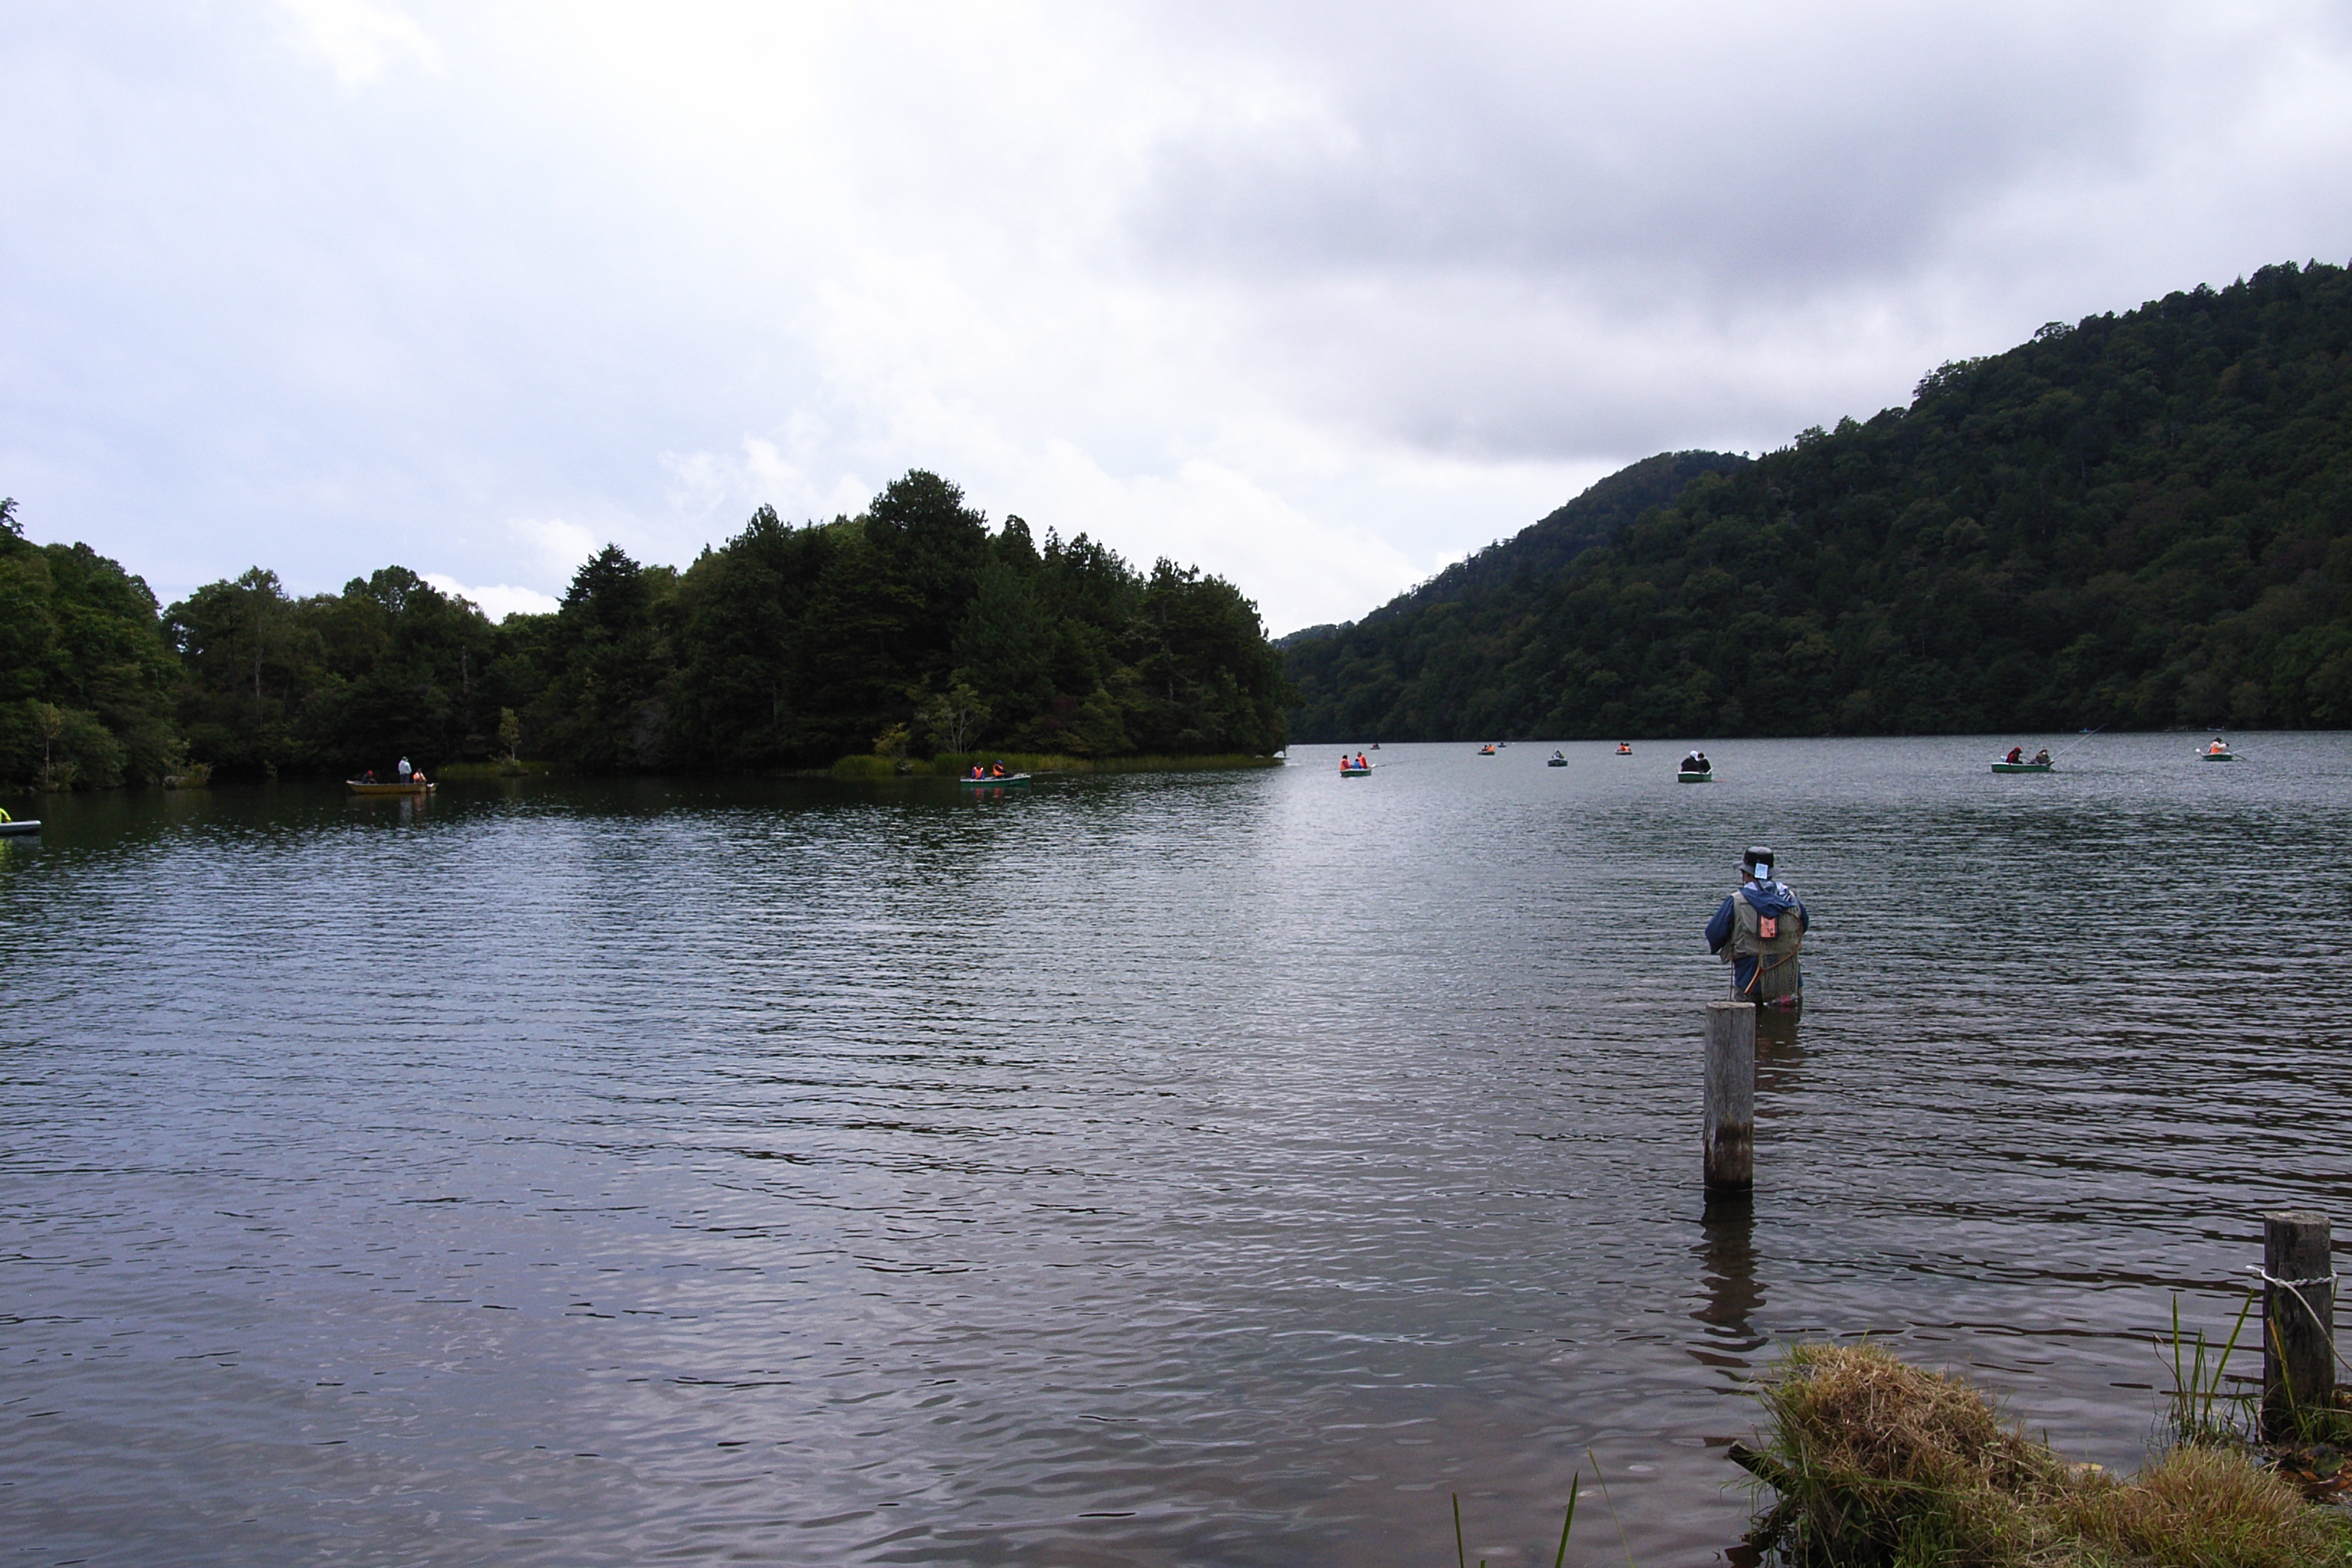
[1739,1342,2352,1567]
[2056,1445,2340,1567]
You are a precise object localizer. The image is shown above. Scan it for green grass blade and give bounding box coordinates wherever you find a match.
[1551,1475,1580,1568]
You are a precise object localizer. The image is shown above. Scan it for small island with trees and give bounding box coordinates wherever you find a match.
[0,472,1291,790]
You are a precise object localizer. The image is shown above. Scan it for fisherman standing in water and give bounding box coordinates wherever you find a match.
[1706,846,1808,1008]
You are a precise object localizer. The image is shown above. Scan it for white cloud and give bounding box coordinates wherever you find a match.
[508,518,601,585]
[421,573,558,622]
[276,0,442,86]
[661,433,872,532]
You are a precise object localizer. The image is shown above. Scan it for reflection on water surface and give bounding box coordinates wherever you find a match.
[2,733,2348,1565]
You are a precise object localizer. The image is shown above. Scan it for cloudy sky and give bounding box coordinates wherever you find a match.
[5,1,2349,633]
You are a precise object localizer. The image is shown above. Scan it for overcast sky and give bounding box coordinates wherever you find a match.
[5,1,2349,633]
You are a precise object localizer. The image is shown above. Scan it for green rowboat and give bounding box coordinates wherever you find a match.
[1677,770,1713,783]
[1990,762,2053,773]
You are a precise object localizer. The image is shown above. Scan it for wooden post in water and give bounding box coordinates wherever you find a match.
[1704,999,1755,1193]
[2262,1210,2335,1441]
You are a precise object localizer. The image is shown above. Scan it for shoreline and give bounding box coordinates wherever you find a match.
[826,751,1284,779]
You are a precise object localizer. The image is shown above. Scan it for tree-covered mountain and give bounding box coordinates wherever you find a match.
[0,469,1288,788]
[1284,261,2352,741]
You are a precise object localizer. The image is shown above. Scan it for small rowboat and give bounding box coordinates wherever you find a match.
[1678,770,1713,783]
[1614,745,1632,755]
[2201,752,2237,762]
[0,819,40,836]
[1546,757,1567,767]
[1340,767,1372,778]
[1477,745,1497,755]
[346,780,435,795]
[957,772,1030,787]
[1990,762,2053,773]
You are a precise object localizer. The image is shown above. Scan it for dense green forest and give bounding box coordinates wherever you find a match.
[0,471,1288,788]
[1287,260,2352,741]
[0,498,185,788]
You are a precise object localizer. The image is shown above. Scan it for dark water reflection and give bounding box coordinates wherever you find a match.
[3,734,2349,1565]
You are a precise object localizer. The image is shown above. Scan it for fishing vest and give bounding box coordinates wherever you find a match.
[1729,891,1804,961]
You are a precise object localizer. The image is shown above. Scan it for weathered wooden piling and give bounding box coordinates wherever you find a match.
[1704,999,1755,1193]
[2261,1209,2335,1441]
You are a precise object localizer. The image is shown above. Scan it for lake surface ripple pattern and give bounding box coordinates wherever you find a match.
[3,734,2348,1566]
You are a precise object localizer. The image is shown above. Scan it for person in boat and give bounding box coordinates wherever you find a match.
[397,755,411,782]
[2031,747,2051,765]
[1680,749,1710,773]
[1706,846,1808,1009]
[970,765,985,780]
[363,769,377,783]
[990,760,1007,778]
[1550,749,1565,761]
[2209,736,2229,755]
[411,767,427,785]
[2005,747,2024,765]
[1354,752,1368,770]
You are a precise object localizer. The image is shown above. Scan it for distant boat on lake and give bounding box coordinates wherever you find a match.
[346,779,435,796]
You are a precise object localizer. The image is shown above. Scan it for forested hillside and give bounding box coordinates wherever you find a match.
[1287,260,2352,741]
[1286,449,1745,651]
[1,471,1288,788]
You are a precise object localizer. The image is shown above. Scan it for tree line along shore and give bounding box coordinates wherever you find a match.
[0,472,1291,791]
[1285,260,2352,743]
[17,259,2351,789]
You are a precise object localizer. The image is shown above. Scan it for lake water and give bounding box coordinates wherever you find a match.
[4,734,2348,1567]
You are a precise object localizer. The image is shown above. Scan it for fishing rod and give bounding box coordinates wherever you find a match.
[2044,724,2106,762]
